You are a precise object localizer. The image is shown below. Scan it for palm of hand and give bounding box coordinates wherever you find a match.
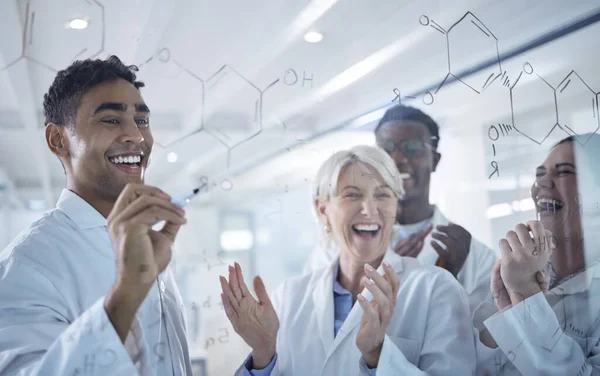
[234,295,280,349]
[356,300,384,354]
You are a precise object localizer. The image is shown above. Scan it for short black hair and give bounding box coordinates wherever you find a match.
[374,105,440,150]
[43,55,144,127]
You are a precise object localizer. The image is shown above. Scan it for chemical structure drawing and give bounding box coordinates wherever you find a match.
[390,88,434,106]
[555,70,600,144]
[1,0,105,73]
[420,12,503,95]
[486,123,513,179]
[138,48,312,170]
[510,62,600,146]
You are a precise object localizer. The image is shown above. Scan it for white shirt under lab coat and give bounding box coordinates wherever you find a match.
[473,261,600,375]
[304,206,497,313]
[240,252,477,375]
[0,189,193,376]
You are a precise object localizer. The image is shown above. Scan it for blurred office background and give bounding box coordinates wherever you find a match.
[1,0,600,374]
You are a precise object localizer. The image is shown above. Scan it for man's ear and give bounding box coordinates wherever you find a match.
[45,123,69,158]
[431,151,441,172]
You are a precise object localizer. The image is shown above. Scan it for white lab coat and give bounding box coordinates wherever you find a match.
[303,206,497,313]
[473,261,600,375]
[238,252,477,375]
[0,189,193,376]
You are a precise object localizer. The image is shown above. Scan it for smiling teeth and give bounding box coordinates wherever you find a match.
[110,155,141,164]
[537,198,564,208]
[353,224,379,231]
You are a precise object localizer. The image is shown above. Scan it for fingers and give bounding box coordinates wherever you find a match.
[514,224,533,249]
[221,293,238,325]
[394,234,424,257]
[419,223,434,238]
[526,221,545,245]
[490,259,502,289]
[253,275,273,308]
[357,295,380,326]
[498,238,512,259]
[159,221,184,243]
[219,276,239,317]
[505,231,521,254]
[111,184,171,218]
[383,261,400,295]
[228,265,243,301]
[111,194,186,228]
[536,271,550,294]
[235,262,251,298]
[364,264,393,303]
[431,240,448,261]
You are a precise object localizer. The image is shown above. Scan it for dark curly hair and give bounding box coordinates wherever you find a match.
[374,105,440,150]
[43,55,144,127]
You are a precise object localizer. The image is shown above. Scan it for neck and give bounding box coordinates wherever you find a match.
[66,182,116,219]
[337,251,385,300]
[396,196,434,224]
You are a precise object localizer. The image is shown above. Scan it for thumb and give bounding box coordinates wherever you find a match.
[253,276,273,308]
[159,221,184,242]
[536,271,550,294]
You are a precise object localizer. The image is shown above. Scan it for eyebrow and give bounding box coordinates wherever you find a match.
[555,162,575,169]
[93,102,151,115]
[341,185,391,191]
[536,162,576,171]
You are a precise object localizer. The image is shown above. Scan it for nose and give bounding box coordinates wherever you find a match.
[119,120,144,144]
[535,174,554,189]
[390,149,409,165]
[361,198,378,218]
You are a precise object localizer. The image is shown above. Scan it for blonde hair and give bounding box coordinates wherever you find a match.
[311,145,406,249]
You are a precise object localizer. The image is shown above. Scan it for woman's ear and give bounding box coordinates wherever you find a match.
[314,197,329,223]
[45,123,69,157]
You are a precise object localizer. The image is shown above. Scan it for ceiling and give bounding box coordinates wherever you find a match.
[1,0,600,210]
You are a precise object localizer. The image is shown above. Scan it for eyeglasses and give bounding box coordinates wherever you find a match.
[378,139,437,158]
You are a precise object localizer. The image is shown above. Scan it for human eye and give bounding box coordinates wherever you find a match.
[136,118,149,128]
[375,191,392,200]
[102,118,119,125]
[344,192,360,198]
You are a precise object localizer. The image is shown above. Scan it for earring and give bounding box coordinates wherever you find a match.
[324,222,332,233]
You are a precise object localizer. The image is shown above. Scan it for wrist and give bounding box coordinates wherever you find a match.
[508,283,541,305]
[251,347,276,369]
[362,346,382,368]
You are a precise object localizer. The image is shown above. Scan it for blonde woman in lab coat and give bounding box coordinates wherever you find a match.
[220,145,477,376]
[304,105,497,313]
[475,133,600,375]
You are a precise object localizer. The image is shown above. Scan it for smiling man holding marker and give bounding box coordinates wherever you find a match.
[0,56,192,375]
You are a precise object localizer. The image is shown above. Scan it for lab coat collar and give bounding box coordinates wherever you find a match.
[315,251,405,360]
[56,189,107,230]
[431,205,450,226]
[550,260,600,296]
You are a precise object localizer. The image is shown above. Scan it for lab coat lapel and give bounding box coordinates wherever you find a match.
[312,258,337,355]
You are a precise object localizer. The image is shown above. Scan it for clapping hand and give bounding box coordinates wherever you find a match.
[431,224,471,277]
[355,262,401,368]
[392,223,433,258]
[490,259,550,311]
[220,263,279,369]
[498,221,553,305]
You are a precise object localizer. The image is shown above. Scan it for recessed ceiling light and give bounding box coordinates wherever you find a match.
[68,18,89,30]
[167,152,178,163]
[304,31,323,43]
